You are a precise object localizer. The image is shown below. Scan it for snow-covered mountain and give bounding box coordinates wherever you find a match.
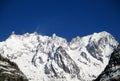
[0,31,118,81]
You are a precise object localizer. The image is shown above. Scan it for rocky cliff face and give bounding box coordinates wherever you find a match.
[94,45,120,81]
[44,46,82,80]
[0,54,28,81]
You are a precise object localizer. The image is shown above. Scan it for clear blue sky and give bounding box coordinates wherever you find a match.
[0,0,120,42]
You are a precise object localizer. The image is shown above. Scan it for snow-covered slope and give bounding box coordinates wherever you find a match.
[0,31,118,81]
[94,45,120,81]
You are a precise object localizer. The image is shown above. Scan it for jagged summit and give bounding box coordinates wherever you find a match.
[6,31,114,44]
[7,31,112,42]
[0,31,118,81]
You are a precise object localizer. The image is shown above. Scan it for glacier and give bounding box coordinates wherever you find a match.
[0,31,118,81]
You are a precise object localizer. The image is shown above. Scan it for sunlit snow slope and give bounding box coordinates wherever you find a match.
[0,31,118,81]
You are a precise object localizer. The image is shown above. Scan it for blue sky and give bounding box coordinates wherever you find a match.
[0,0,120,42]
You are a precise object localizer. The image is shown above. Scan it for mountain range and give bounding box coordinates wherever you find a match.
[0,31,119,81]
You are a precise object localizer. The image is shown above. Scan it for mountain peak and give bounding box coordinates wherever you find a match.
[52,33,56,38]
[12,31,15,35]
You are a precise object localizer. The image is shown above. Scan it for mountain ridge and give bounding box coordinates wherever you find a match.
[0,31,118,81]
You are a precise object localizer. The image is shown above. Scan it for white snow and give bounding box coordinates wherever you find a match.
[0,31,118,81]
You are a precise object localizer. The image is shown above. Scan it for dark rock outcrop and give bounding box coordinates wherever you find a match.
[44,46,82,80]
[0,54,28,81]
[54,46,80,76]
[94,45,120,81]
